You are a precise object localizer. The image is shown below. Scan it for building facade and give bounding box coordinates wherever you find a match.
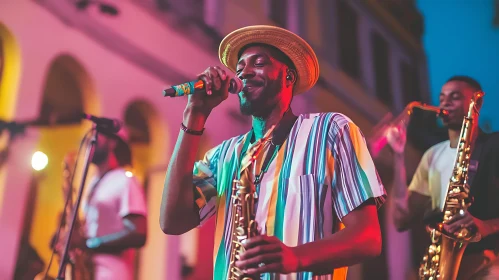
[0,0,431,279]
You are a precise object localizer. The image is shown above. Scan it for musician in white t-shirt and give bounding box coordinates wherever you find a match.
[388,76,499,280]
[81,127,147,280]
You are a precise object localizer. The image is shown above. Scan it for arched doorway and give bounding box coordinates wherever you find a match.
[0,22,21,120]
[0,21,25,280]
[124,101,153,184]
[21,54,98,278]
[122,99,168,280]
[0,22,21,214]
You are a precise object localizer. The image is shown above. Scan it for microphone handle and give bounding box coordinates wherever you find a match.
[163,79,240,97]
[163,80,205,97]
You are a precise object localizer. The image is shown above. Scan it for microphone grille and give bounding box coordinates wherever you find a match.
[229,77,243,94]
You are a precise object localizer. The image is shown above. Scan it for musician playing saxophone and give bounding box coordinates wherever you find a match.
[387,76,499,279]
[62,127,148,280]
[160,25,386,280]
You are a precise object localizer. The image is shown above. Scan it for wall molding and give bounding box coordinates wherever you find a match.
[36,0,189,84]
[35,0,388,124]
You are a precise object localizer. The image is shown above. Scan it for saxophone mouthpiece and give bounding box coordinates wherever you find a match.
[438,109,449,120]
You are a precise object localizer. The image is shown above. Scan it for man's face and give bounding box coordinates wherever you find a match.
[439,81,476,130]
[91,134,113,164]
[235,45,291,117]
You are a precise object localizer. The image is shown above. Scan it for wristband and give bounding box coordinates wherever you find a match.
[181,123,204,136]
[86,237,102,249]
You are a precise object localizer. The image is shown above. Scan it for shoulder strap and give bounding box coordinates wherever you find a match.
[467,131,487,188]
[254,111,298,186]
[84,169,114,211]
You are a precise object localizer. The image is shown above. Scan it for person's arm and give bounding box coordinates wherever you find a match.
[86,214,147,253]
[294,202,381,273]
[386,126,432,231]
[236,202,381,275]
[86,173,149,253]
[445,214,499,238]
[160,66,230,235]
[392,153,432,231]
[476,218,499,237]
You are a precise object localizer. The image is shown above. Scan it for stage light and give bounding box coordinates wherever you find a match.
[125,170,133,178]
[32,151,48,171]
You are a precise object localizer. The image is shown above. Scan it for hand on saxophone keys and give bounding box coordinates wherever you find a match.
[234,235,300,275]
[442,210,481,238]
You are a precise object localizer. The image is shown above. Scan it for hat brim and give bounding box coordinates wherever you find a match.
[219,25,319,95]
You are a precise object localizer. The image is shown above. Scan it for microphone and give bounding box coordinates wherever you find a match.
[163,77,243,97]
[0,120,27,135]
[81,113,122,134]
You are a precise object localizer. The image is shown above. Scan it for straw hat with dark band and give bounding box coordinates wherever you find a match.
[219,25,320,95]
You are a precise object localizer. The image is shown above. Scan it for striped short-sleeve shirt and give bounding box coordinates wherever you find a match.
[193,112,386,280]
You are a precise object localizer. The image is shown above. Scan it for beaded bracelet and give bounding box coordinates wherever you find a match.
[181,123,204,136]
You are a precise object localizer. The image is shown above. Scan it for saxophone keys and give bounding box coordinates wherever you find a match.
[235,232,247,240]
[428,247,435,255]
[431,255,439,264]
[429,244,438,254]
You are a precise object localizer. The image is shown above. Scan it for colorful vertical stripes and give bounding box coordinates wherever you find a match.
[193,113,386,280]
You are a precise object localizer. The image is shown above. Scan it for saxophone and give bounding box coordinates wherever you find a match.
[419,91,485,280]
[57,153,94,280]
[369,101,448,157]
[228,126,275,280]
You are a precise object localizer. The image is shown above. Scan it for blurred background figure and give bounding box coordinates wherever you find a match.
[0,0,497,279]
[386,76,499,280]
[79,127,147,280]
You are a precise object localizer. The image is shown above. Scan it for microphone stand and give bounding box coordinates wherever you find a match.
[55,125,98,280]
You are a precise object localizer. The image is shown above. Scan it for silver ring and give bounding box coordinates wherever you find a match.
[258,262,265,268]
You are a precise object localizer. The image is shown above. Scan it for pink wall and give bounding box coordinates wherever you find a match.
[0,1,249,279]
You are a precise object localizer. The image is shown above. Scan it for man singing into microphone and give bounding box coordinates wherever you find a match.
[160,25,386,279]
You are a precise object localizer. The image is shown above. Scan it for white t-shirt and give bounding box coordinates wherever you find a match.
[408,140,457,211]
[82,168,147,280]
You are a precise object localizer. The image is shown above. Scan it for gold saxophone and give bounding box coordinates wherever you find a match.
[228,126,275,280]
[369,101,448,156]
[419,91,485,280]
[57,153,94,280]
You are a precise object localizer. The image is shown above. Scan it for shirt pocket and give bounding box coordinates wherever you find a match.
[283,174,317,246]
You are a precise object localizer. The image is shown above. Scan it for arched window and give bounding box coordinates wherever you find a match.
[37,55,85,125]
[26,54,95,278]
[0,36,4,88]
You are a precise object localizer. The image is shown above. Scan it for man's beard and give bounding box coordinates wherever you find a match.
[91,147,109,164]
[239,74,283,117]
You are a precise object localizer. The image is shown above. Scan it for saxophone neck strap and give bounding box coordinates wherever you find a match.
[467,129,487,188]
[239,109,298,185]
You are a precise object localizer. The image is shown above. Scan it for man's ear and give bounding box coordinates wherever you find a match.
[285,68,297,87]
